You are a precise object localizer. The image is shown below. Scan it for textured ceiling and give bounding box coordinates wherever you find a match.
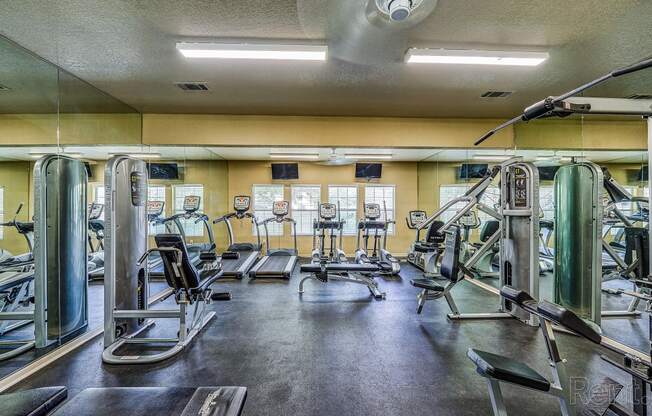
[0,0,650,117]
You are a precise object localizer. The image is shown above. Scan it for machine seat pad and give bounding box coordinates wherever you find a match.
[467,349,551,392]
[1,386,68,416]
[500,286,535,307]
[51,387,247,416]
[300,263,379,273]
[191,270,223,294]
[410,278,445,292]
[15,221,34,234]
[537,301,602,344]
[413,243,439,253]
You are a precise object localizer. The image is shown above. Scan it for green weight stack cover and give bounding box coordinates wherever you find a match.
[553,164,597,321]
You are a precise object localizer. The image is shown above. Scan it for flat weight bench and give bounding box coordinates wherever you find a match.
[103,234,227,364]
[299,262,386,299]
[468,285,646,416]
[2,386,247,416]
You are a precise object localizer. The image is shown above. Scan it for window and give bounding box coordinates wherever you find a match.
[364,185,395,234]
[291,185,320,235]
[253,184,284,236]
[0,187,4,239]
[539,186,554,220]
[148,185,167,235]
[173,185,204,237]
[328,185,358,235]
[439,184,500,224]
[94,185,105,219]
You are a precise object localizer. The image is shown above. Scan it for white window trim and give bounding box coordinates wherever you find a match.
[252,184,285,236]
[172,184,205,237]
[291,184,321,236]
[364,184,396,235]
[148,185,167,236]
[328,185,358,236]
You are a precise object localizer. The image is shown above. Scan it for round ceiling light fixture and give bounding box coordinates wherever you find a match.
[375,0,424,22]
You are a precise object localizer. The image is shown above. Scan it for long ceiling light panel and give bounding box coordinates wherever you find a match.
[177,43,327,61]
[344,154,393,160]
[405,49,549,66]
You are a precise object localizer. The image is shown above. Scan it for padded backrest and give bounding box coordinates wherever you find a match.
[479,220,500,242]
[440,226,462,282]
[500,285,535,306]
[537,301,602,344]
[155,234,201,290]
[624,227,649,278]
[425,220,445,244]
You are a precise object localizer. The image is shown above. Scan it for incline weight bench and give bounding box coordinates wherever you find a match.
[468,285,652,416]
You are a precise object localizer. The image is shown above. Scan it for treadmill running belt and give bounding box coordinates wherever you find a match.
[257,256,290,273]
[221,250,256,277]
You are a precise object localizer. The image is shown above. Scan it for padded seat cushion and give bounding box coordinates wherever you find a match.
[1,386,67,416]
[51,387,246,416]
[413,243,439,253]
[410,278,445,292]
[467,349,551,392]
[537,301,602,344]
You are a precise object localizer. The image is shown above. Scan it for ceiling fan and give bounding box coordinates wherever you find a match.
[315,149,355,166]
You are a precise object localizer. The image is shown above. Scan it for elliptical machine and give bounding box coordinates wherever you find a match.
[299,203,384,299]
[406,210,445,276]
[354,202,400,275]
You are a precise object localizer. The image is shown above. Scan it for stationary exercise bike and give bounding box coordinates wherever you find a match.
[354,202,400,275]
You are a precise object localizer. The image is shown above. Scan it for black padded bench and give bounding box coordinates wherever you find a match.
[466,285,643,416]
[1,386,67,416]
[300,263,380,274]
[2,386,247,416]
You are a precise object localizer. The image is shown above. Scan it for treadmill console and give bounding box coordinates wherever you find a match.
[88,203,104,220]
[320,203,337,220]
[364,203,381,220]
[273,201,289,217]
[408,210,427,228]
[183,195,201,213]
[147,200,165,217]
[234,195,251,213]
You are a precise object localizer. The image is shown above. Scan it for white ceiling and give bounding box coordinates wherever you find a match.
[0,1,650,117]
[0,145,646,164]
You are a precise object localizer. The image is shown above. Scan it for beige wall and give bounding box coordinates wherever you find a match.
[0,162,32,254]
[227,161,418,256]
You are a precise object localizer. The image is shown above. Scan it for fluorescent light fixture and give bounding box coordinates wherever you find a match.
[110,153,162,159]
[269,153,320,160]
[177,42,327,61]
[405,49,549,66]
[536,156,572,163]
[472,155,512,161]
[344,154,393,160]
[29,152,82,158]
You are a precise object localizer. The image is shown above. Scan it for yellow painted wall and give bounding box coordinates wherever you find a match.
[0,162,32,254]
[227,161,418,256]
[143,114,513,148]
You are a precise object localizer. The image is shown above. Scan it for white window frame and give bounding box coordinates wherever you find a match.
[364,184,396,235]
[328,185,358,235]
[93,185,106,220]
[252,184,285,236]
[291,184,321,236]
[148,185,167,236]
[173,184,205,237]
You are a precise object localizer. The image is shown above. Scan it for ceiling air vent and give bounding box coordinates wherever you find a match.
[626,93,652,100]
[0,83,11,91]
[481,91,513,98]
[175,82,209,91]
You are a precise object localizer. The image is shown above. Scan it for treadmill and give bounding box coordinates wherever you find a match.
[249,200,297,279]
[148,196,216,277]
[213,195,261,279]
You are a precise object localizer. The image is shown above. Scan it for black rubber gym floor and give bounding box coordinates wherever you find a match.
[7,262,651,415]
